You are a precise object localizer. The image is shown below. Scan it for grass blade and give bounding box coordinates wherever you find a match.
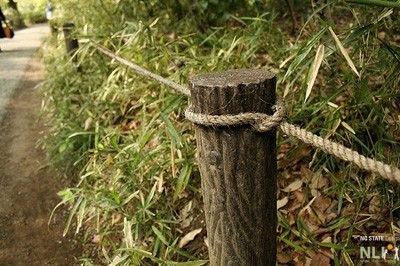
[122,248,163,263]
[64,196,83,236]
[152,226,199,260]
[174,163,192,201]
[160,112,181,148]
[277,236,306,252]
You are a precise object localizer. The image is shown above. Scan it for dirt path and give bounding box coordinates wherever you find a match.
[0,24,49,126]
[0,53,83,265]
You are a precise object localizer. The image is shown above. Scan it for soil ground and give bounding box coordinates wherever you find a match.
[0,55,83,265]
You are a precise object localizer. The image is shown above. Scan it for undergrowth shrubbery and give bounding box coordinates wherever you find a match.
[40,0,399,264]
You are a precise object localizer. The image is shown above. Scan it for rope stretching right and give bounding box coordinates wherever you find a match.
[279,122,400,184]
[185,97,400,184]
[93,44,400,184]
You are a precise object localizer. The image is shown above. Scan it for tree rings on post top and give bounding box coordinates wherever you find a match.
[189,69,276,116]
[189,69,276,88]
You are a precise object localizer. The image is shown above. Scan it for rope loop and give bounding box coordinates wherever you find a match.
[185,96,287,132]
[185,96,400,183]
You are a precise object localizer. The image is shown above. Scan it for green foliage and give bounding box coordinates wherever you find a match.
[19,0,48,24]
[1,0,47,26]
[40,0,400,264]
[21,6,47,24]
[275,1,400,264]
[40,1,286,261]
[197,0,251,25]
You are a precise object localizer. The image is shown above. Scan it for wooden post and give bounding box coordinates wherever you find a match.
[62,23,78,61]
[190,69,277,265]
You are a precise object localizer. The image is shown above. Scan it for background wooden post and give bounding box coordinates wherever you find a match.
[190,69,277,265]
[62,23,78,62]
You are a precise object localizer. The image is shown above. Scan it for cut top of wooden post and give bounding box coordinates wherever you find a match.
[189,69,276,116]
[189,69,278,265]
[62,23,75,31]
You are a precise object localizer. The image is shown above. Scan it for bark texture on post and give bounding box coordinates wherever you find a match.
[62,23,78,60]
[190,69,277,265]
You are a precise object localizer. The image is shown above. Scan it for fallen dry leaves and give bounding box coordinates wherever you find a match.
[276,142,398,265]
[178,228,203,248]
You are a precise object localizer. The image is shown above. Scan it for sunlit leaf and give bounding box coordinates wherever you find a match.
[305,45,325,103]
[329,27,360,77]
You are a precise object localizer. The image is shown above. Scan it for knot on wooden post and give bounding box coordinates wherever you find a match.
[189,69,277,265]
[185,96,286,132]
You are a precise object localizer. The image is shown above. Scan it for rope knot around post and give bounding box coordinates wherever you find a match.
[188,69,278,265]
[86,43,400,263]
[185,96,287,132]
[92,43,400,184]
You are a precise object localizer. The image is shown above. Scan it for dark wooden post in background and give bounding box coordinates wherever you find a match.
[62,23,78,62]
[190,69,277,265]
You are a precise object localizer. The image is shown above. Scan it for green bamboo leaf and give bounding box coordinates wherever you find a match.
[162,95,185,114]
[102,246,111,263]
[163,46,170,58]
[311,81,347,115]
[296,219,304,241]
[110,135,119,148]
[76,198,87,233]
[48,189,79,227]
[64,196,84,236]
[151,226,199,260]
[277,210,291,229]
[277,236,306,252]
[160,112,181,148]
[174,164,192,201]
[145,182,158,206]
[318,242,342,249]
[298,220,317,245]
[108,253,131,266]
[296,0,335,45]
[121,191,139,206]
[343,24,374,45]
[76,42,92,66]
[283,28,327,82]
[111,188,121,204]
[156,219,180,224]
[334,252,340,265]
[57,188,74,204]
[152,226,169,246]
[121,248,163,263]
[58,143,67,153]
[68,131,96,138]
[328,214,354,231]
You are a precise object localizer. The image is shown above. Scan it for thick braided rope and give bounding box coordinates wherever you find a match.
[91,45,400,183]
[186,97,400,183]
[185,97,287,131]
[279,122,400,183]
